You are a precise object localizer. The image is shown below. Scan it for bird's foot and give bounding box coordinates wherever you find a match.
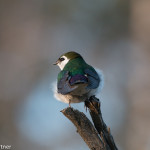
[84,95,100,112]
[69,100,71,107]
[84,99,89,112]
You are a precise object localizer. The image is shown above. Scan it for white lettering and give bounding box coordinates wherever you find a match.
[0,145,11,149]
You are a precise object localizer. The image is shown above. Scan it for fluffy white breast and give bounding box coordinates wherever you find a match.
[57,56,70,70]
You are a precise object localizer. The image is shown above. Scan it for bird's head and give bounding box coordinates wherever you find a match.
[53,51,82,70]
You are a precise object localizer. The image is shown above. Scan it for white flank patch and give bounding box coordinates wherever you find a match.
[95,68,104,93]
[51,81,60,101]
[51,81,71,103]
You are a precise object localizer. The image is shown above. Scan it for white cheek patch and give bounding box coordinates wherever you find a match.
[58,56,69,70]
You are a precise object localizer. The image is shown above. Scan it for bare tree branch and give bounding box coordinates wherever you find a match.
[61,107,105,150]
[61,96,118,150]
[85,96,118,150]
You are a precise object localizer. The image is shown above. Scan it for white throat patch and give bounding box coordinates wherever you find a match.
[57,56,70,70]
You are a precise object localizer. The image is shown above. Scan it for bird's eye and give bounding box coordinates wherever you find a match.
[60,57,65,61]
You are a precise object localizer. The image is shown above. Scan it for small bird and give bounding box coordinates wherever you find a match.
[53,51,104,106]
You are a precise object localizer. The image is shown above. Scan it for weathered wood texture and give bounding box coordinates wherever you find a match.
[61,96,118,150]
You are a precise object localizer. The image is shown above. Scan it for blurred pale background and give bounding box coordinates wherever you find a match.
[0,0,150,150]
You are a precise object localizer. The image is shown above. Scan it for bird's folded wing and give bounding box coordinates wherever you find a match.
[57,71,77,95]
[57,68,100,94]
[69,74,88,86]
[84,68,100,89]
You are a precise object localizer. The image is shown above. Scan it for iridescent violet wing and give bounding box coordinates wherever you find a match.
[57,71,77,95]
[69,74,88,86]
[84,68,100,89]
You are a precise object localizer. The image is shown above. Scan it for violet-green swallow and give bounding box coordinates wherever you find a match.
[53,51,104,106]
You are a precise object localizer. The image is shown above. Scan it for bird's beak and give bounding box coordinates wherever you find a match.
[53,62,57,65]
[53,59,60,65]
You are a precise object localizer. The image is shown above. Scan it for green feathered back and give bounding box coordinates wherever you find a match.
[57,57,95,82]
